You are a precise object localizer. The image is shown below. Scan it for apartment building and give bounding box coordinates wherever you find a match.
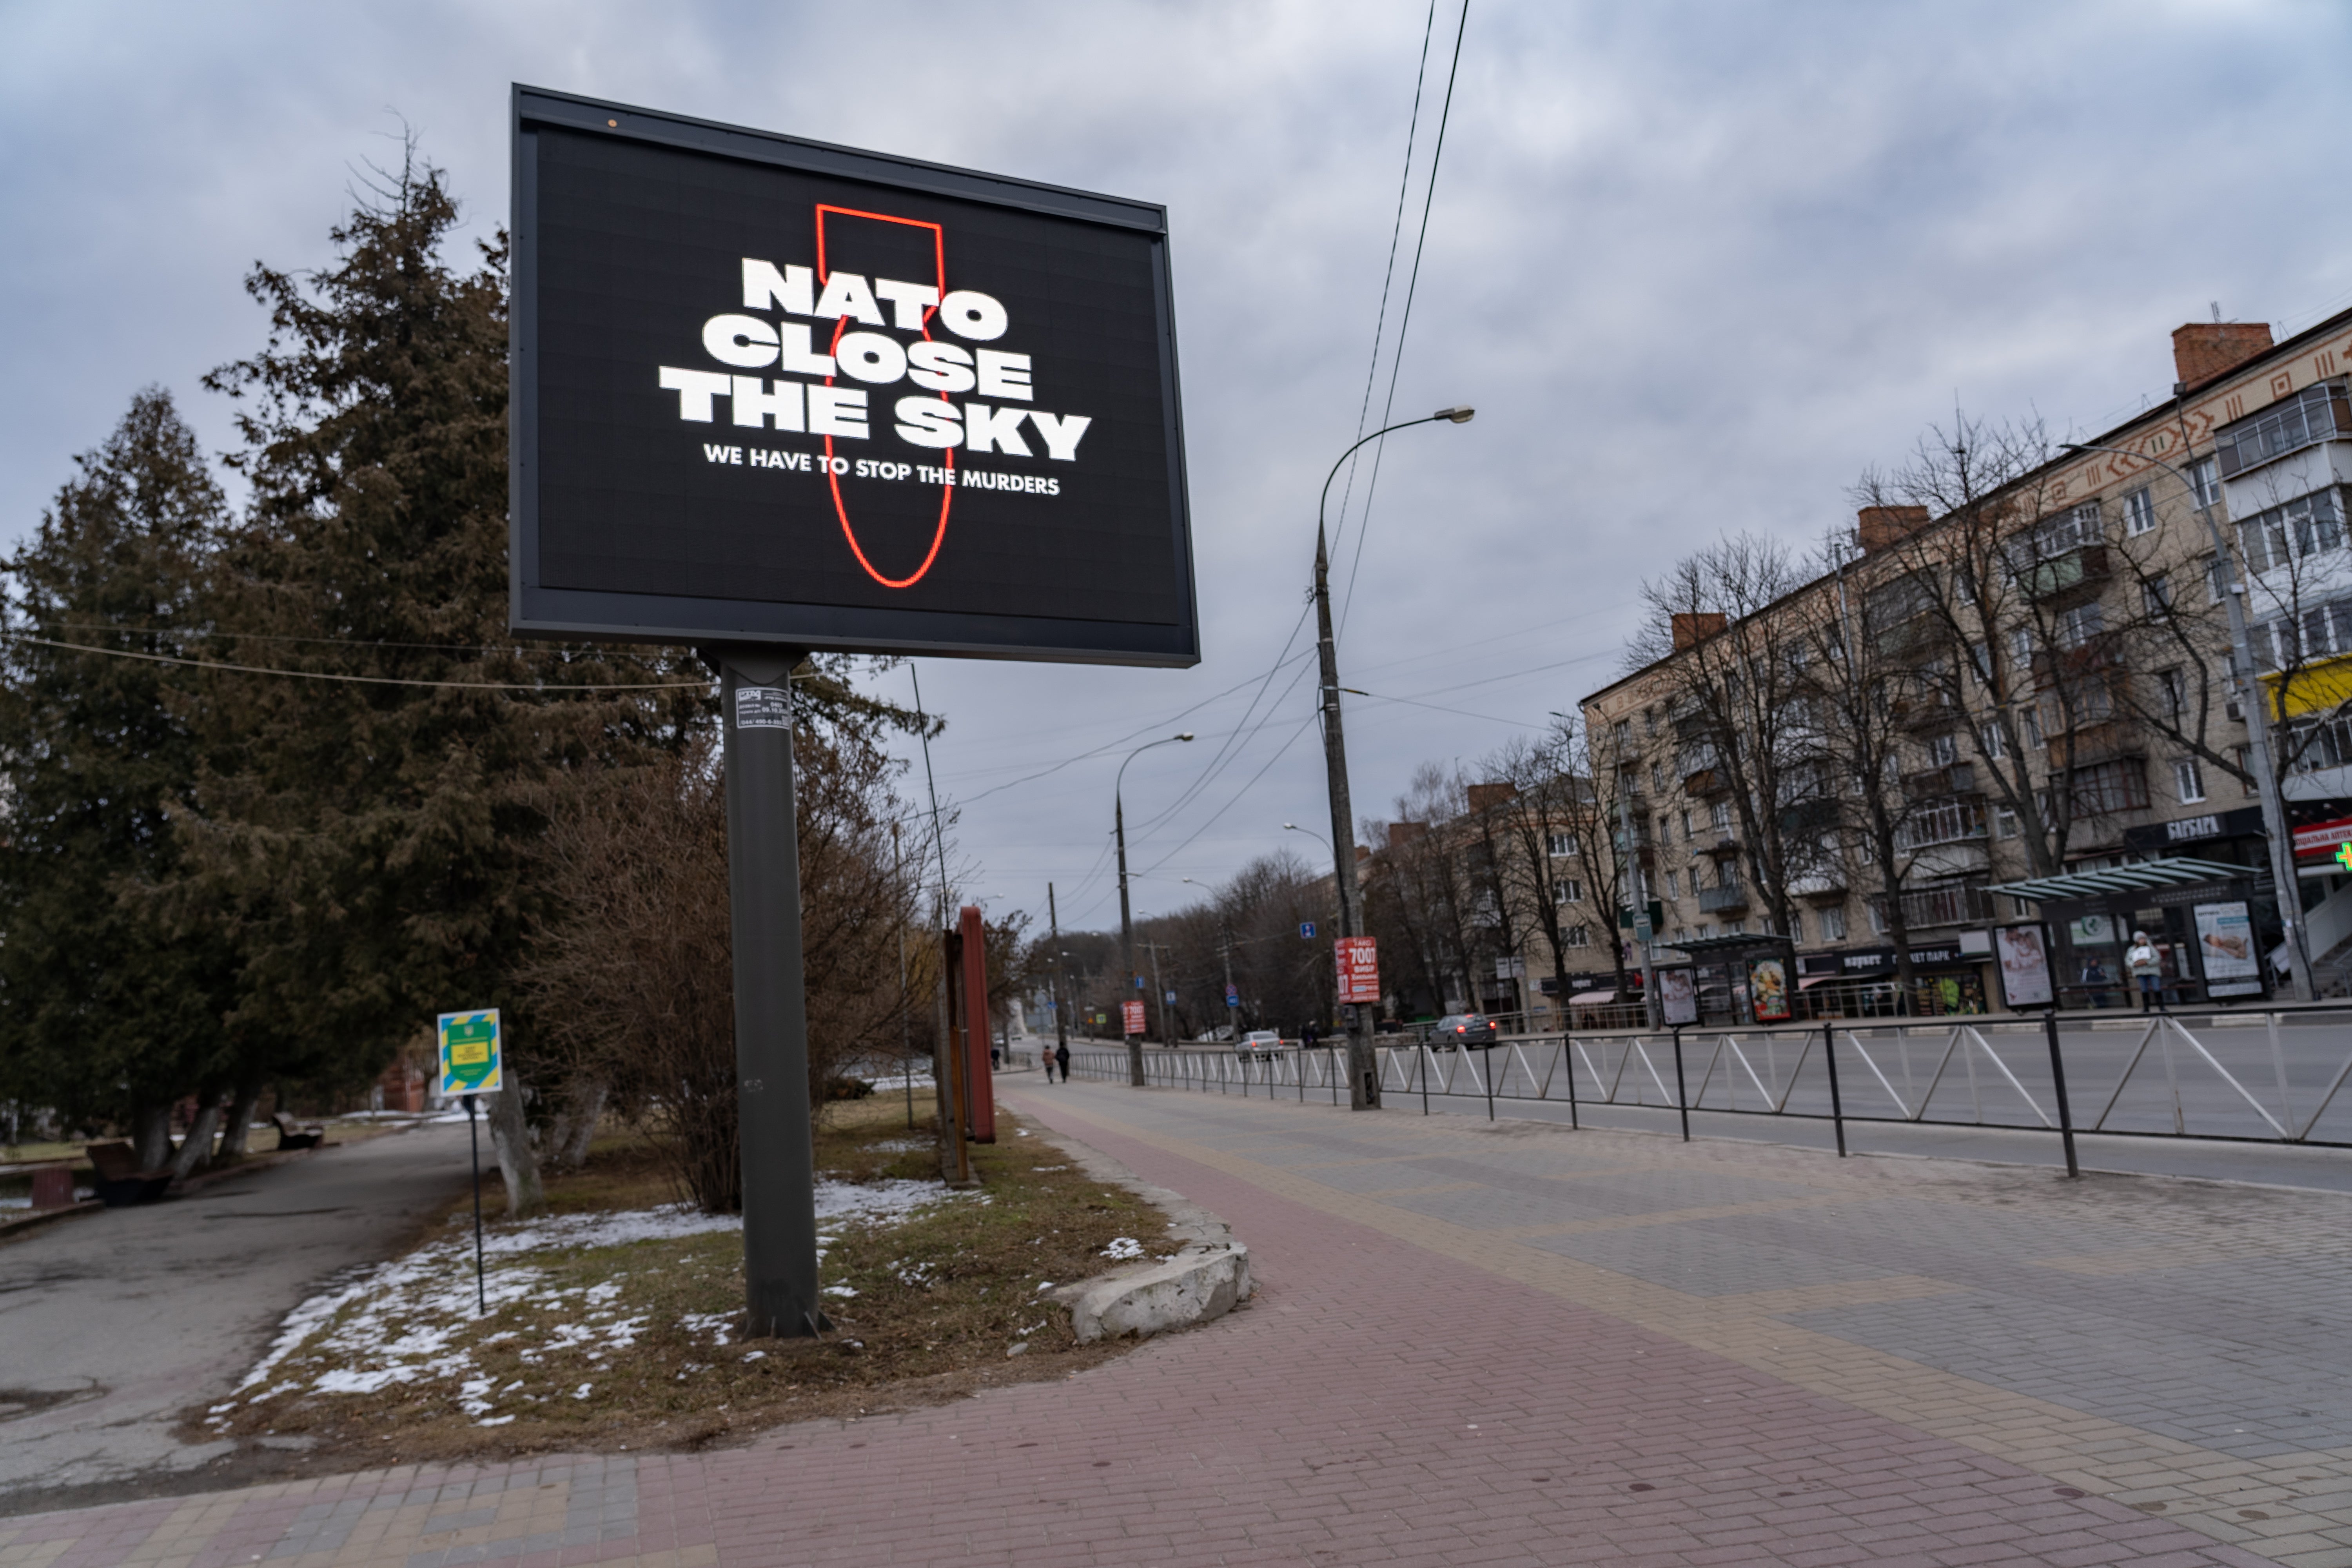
[1579,308,2352,1016]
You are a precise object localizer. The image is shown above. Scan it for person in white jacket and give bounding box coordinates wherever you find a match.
[2125,930,2165,1012]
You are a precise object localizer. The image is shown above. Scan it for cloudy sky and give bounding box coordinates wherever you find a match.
[7,0,2349,936]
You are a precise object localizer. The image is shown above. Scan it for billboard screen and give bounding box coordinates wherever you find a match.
[510,87,1198,665]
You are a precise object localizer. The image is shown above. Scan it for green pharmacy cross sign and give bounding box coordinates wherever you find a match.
[2334,841,2352,873]
[438,1009,503,1097]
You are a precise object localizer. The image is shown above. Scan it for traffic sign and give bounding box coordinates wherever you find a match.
[1299,921,1317,940]
[1164,989,1178,1004]
[437,1009,503,1097]
[1224,984,1240,1008]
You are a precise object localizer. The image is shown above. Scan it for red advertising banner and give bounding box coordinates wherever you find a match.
[1335,936,1381,1004]
[1121,999,1147,1035]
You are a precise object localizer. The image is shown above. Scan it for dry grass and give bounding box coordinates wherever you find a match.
[191,1098,1175,1466]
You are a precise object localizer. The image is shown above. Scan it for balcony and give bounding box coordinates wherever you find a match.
[1698,833,1742,860]
[1903,762,1976,800]
[2217,382,2352,478]
[1788,869,1847,901]
[1896,796,1987,852]
[1892,880,1993,930]
[1682,768,1730,800]
[1698,883,1750,916]
[2019,544,2110,605]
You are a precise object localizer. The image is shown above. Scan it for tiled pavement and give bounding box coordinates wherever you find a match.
[4,1082,2347,1567]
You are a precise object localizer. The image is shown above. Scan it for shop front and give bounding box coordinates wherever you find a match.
[1793,933,1995,1018]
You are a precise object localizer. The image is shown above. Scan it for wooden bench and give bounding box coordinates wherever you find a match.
[83,1141,172,1207]
[270,1112,325,1152]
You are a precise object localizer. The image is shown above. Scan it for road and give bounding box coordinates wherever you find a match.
[0,1120,473,1514]
[8,1080,2341,1566]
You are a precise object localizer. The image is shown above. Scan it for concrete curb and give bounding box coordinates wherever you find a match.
[1020,1115,1253,1344]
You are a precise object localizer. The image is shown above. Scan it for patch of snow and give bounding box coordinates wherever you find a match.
[477,1414,515,1426]
[1102,1237,1145,1261]
[572,1383,593,1400]
[822,1285,858,1298]
[741,1350,768,1362]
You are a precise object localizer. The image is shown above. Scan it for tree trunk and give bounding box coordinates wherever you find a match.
[550,1077,607,1171]
[216,1079,266,1160]
[484,1073,544,1216]
[169,1089,224,1179]
[130,1101,174,1171]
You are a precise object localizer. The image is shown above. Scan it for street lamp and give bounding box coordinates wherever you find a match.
[2060,439,2312,1001]
[1116,732,1193,1084]
[1315,409,1475,1110]
[1282,821,1330,851]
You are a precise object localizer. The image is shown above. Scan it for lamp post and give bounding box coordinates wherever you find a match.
[2060,440,2312,1003]
[1116,732,1194,1084]
[1316,407,1475,1110]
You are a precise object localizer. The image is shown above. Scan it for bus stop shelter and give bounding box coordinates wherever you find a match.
[1984,856,2270,1009]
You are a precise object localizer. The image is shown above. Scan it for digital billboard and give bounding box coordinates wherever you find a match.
[510,87,1198,665]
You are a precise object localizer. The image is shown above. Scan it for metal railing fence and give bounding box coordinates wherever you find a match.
[1066,1004,2352,1153]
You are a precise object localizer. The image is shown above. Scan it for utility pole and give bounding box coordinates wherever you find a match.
[896,822,913,1127]
[1314,408,1475,1109]
[2062,439,2314,1003]
[1048,882,1069,1056]
[1143,940,1171,1045]
[1222,926,1241,1038]
[1115,733,1192,1084]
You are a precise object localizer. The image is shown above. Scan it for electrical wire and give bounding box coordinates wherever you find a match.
[0,630,709,691]
[1338,0,1471,636]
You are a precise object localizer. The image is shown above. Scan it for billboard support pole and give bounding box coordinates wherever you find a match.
[713,648,827,1340]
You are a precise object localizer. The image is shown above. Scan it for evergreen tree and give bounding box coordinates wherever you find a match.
[182,146,707,1159]
[0,390,239,1165]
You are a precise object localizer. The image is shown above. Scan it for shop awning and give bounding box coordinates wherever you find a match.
[1568,989,1618,1005]
[1983,856,2250,905]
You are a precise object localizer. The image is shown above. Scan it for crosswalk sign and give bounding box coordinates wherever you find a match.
[438,1009,502,1096]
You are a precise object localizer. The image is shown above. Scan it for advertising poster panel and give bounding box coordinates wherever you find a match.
[1121,1000,1147,1036]
[511,87,1197,664]
[2193,901,2261,996]
[1336,936,1381,1004]
[1656,965,1698,1027]
[1994,923,2056,1009]
[1748,957,1792,1023]
[437,1009,503,1097]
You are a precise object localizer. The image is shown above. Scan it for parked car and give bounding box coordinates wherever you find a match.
[1429,1013,1499,1050]
[1237,1029,1286,1059]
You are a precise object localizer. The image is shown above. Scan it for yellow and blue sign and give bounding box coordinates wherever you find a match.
[437,1009,502,1097]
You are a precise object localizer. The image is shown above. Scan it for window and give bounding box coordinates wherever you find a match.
[1868,900,1889,935]
[2191,456,2220,508]
[1788,911,1806,943]
[1650,762,1667,793]
[2236,487,2345,576]
[1612,719,1632,749]
[1994,805,2020,838]
[1643,707,1658,736]
[1980,720,2006,760]
[2203,552,2227,604]
[2255,597,2352,670]
[2024,705,2045,749]
[1820,904,1847,940]
[2069,758,2151,817]
[1710,799,1733,833]
[1546,832,1576,858]
[1662,869,1679,898]
[1968,641,1993,682]
[2124,486,2157,536]
[1565,924,1591,949]
[1927,732,1958,768]
[2157,668,2186,723]
[2010,626,2034,666]
[1680,809,1693,841]
[1553,878,1584,906]
[2174,757,2206,803]
[2142,572,2172,616]
[2054,601,2105,648]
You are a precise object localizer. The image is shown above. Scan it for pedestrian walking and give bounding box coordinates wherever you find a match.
[1055,1040,1072,1082]
[2126,929,2165,1011]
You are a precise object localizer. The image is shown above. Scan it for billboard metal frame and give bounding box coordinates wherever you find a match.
[509,84,1199,666]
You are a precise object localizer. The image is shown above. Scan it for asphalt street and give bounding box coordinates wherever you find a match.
[0,1120,474,1514]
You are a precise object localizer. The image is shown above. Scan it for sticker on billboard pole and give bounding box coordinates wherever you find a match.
[1336,936,1380,1004]
[438,1009,503,1096]
[1121,1000,1147,1036]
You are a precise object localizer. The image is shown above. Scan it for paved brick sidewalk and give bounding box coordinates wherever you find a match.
[2,1082,2343,1567]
